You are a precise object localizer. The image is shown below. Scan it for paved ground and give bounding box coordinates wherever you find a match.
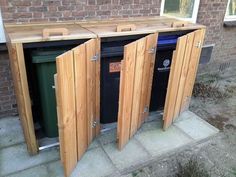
[0,111,218,177]
[124,69,236,177]
[0,68,235,177]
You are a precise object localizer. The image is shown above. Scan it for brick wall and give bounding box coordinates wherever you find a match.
[0,0,160,23]
[0,51,17,118]
[197,0,236,74]
[0,0,235,117]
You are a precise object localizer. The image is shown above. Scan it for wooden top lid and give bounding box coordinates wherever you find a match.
[5,16,205,43]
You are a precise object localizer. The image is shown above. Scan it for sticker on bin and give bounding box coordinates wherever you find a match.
[158,59,170,72]
[109,62,121,73]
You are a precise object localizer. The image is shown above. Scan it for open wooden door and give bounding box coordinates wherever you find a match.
[55,38,100,177]
[163,29,206,130]
[117,33,158,150]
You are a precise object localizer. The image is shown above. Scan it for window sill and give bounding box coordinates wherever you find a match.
[224,20,236,27]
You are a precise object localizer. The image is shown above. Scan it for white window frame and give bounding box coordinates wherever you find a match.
[160,0,200,23]
[224,0,236,21]
[0,9,6,43]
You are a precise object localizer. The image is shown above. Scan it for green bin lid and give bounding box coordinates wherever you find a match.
[31,50,67,64]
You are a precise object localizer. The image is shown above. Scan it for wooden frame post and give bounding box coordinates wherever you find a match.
[7,42,38,155]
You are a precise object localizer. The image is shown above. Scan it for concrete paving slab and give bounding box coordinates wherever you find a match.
[174,111,193,122]
[0,144,60,176]
[135,126,192,156]
[0,117,24,149]
[98,128,117,145]
[137,119,162,134]
[6,164,48,177]
[47,160,64,177]
[71,147,116,177]
[174,112,219,140]
[102,139,151,170]
[88,139,100,150]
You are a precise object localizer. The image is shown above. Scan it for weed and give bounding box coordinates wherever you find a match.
[231,167,236,177]
[175,157,210,177]
[193,82,228,101]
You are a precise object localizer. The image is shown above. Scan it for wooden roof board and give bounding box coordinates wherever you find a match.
[78,17,205,38]
[5,23,97,43]
[5,17,205,43]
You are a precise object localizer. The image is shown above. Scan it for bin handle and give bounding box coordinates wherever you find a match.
[116,24,136,32]
[171,21,187,28]
[42,28,69,39]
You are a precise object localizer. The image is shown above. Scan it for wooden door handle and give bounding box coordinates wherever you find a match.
[43,28,69,38]
[171,21,187,28]
[116,24,136,32]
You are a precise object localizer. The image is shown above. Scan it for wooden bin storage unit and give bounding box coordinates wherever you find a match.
[5,17,205,177]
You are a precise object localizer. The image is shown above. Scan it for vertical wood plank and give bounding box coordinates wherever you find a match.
[118,33,157,149]
[73,44,88,160]
[163,50,176,123]
[56,51,77,177]
[163,35,187,130]
[117,60,125,140]
[180,29,206,113]
[7,43,38,155]
[139,33,158,127]
[118,41,137,150]
[95,38,101,136]
[85,39,97,144]
[54,74,64,164]
[129,37,146,138]
[173,32,195,120]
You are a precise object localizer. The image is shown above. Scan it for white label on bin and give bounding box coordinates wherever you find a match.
[163,59,170,67]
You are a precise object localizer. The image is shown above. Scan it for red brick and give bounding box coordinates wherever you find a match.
[97,0,111,5]
[29,6,47,12]
[13,12,32,19]
[10,1,31,6]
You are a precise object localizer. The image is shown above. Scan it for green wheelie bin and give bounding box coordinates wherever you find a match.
[31,50,65,137]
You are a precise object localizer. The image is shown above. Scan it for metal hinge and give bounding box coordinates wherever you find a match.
[143,106,149,113]
[92,121,97,128]
[148,47,156,54]
[195,41,201,48]
[91,53,99,61]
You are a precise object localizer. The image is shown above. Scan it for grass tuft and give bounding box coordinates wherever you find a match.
[175,157,210,177]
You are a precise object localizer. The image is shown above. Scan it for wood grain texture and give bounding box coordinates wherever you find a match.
[5,17,205,43]
[163,35,188,130]
[56,51,77,177]
[95,38,101,136]
[73,44,88,160]
[118,41,137,150]
[43,28,69,39]
[129,37,146,138]
[85,38,97,144]
[139,33,158,127]
[163,29,206,130]
[180,29,206,113]
[118,33,157,149]
[163,50,176,124]
[116,24,136,32]
[54,74,64,164]
[7,43,38,155]
[117,60,125,141]
[173,32,195,120]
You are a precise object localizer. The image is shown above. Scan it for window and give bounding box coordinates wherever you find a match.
[225,0,236,21]
[160,0,200,23]
[0,9,6,43]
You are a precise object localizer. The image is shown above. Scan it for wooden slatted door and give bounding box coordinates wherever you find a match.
[117,33,158,150]
[55,38,100,177]
[163,29,206,130]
